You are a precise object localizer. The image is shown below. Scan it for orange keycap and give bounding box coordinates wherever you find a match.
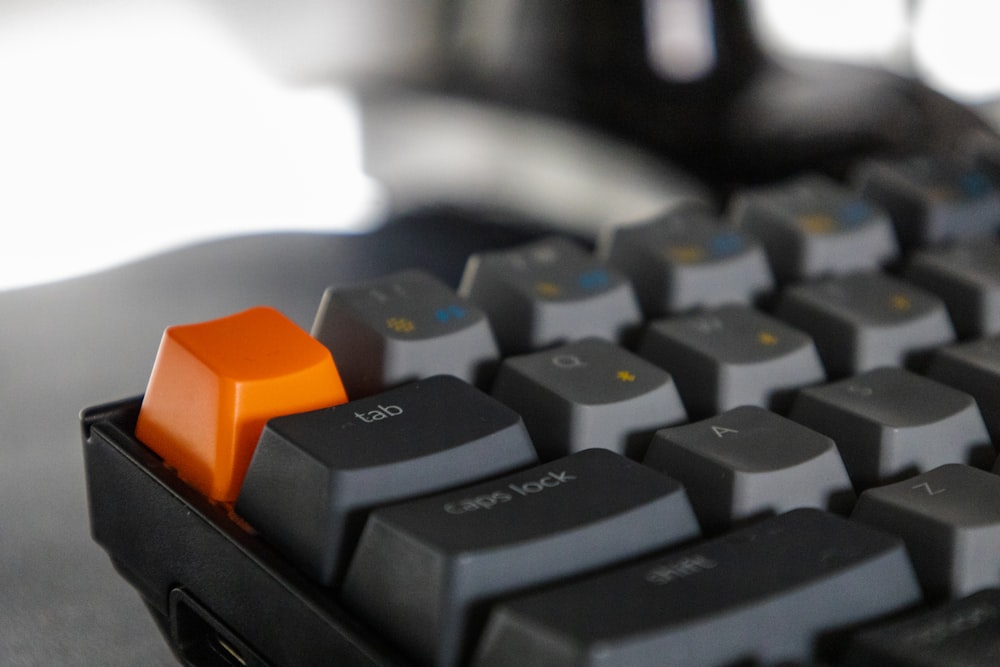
[135,306,348,502]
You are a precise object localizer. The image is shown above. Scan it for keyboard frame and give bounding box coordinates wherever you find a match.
[82,398,412,667]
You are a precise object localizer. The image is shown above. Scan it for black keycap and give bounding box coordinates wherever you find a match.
[905,239,1000,339]
[459,236,642,353]
[845,588,1000,667]
[789,367,992,489]
[638,304,825,417]
[472,508,921,667]
[491,337,686,460]
[927,336,1000,443]
[776,271,955,377]
[235,375,537,585]
[598,204,773,317]
[311,269,500,397]
[854,155,1000,248]
[730,174,898,282]
[341,449,699,667]
[852,464,1000,599]
[644,405,855,531]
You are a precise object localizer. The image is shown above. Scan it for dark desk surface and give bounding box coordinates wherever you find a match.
[0,212,537,665]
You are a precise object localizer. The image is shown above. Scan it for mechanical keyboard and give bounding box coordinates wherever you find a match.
[81,142,1000,666]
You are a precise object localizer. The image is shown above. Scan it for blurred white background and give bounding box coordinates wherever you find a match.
[1,0,999,290]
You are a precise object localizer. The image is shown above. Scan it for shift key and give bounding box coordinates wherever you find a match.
[473,508,922,667]
[341,448,700,667]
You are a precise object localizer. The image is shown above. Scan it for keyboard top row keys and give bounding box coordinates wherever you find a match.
[730,174,898,283]
[342,448,699,667]
[598,204,774,317]
[312,270,499,397]
[235,375,537,585]
[459,236,642,354]
[855,155,1000,249]
[472,508,921,667]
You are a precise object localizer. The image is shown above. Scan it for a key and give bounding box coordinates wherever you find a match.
[854,156,1000,248]
[491,337,686,460]
[775,271,955,377]
[471,508,921,667]
[458,236,642,353]
[234,375,537,585]
[845,588,1000,667]
[134,306,349,502]
[729,174,898,282]
[638,304,825,418]
[311,270,500,397]
[852,464,1000,600]
[597,204,774,317]
[927,336,1000,443]
[644,405,855,531]
[341,448,699,667]
[789,367,992,490]
[905,239,1000,339]
[854,154,1000,248]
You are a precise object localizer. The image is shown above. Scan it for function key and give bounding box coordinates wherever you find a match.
[472,509,920,667]
[852,464,1000,600]
[235,375,537,585]
[459,236,642,354]
[598,204,773,317]
[644,406,855,531]
[789,367,992,490]
[730,174,898,282]
[776,271,955,377]
[312,270,499,397]
[638,304,825,418]
[854,155,1000,248]
[927,337,1000,444]
[905,239,1000,339]
[134,306,348,503]
[491,337,686,460]
[342,449,699,667]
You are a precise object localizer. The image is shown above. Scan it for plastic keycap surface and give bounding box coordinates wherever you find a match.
[235,375,537,584]
[134,306,348,502]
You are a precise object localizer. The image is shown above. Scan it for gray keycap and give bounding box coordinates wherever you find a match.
[789,367,992,490]
[852,464,1000,599]
[341,449,699,667]
[492,338,686,460]
[854,155,1000,248]
[458,236,642,353]
[928,336,1000,444]
[845,588,1000,667]
[472,508,921,667]
[312,270,499,397]
[905,239,1000,339]
[597,204,773,317]
[776,271,955,377]
[638,304,825,418]
[644,406,855,531]
[730,174,898,282]
[235,375,537,585]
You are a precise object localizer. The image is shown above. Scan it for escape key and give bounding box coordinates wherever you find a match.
[134,306,349,503]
